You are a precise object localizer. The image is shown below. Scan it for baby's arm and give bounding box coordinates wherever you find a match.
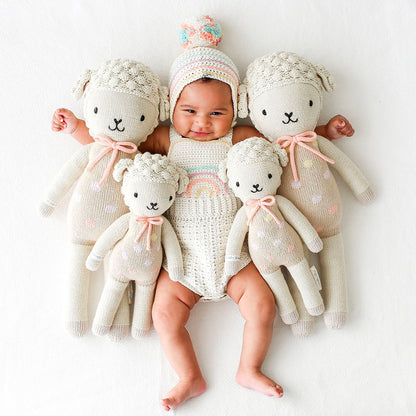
[315,115,354,141]
[225,207,249,276]
[317,136,374,204]
[276,195,323,253]
[86,213,131,271]
[161,219,184,282]
[51,108,93,145]
[39,145,91,216]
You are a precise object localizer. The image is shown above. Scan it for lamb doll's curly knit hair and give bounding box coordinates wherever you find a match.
[219,137,288,182]
[113,152,189,194]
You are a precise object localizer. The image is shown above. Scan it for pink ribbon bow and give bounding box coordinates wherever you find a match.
[86,134,138,187]
[135,217,164,251]
[245,195,281,226]
[275,131,334,182]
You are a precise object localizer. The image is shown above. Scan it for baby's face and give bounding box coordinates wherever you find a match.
[172,79,234,141]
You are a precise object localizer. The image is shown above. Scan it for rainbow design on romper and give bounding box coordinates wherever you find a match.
[182,165,229,198]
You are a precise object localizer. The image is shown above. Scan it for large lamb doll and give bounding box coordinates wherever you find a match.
[39,59,169,337]
[238,52,374,334]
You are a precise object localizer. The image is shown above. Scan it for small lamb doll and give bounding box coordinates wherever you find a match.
[86,152,188,338]
[221,137,324,324]
[239,52,375,333]
[39,59,169,337]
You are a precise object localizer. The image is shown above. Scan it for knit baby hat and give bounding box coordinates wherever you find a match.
[238,52,334,118]
[72,58,169,122]
[169,15,240,121]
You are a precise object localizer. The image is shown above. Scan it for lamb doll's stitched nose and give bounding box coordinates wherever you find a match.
[253,184,260,189]
[284,112,293,118]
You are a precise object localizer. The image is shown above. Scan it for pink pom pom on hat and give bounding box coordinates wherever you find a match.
[169,15,240,121]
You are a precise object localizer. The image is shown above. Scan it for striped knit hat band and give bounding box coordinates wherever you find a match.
[169,16,239,121]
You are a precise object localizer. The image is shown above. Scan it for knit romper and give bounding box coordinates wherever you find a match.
[164,127,251,300]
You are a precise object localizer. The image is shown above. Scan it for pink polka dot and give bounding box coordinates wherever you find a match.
[287,244,295,253]
[329,204,338,214]
[266,254,274,262]
[85,218,96,228]
[315,226,324,233]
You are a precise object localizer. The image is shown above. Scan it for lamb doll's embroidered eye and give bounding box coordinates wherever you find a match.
[140,115,145,121]
[262,109,267,115]
[169,196,173,201]
[94,107,98,114]
[134,192,138,198]
[309,100,313,107]
[236,181,240,187]
[268,173,272,179]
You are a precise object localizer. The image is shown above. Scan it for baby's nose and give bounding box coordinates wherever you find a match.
[196,115,210,126]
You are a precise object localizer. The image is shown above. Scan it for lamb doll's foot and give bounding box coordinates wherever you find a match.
[107,324,130,342]
[161,376,207,411]
[66,320,88,337]
[324,311,347,329]
[290,319,314,337]
[92,322,111,337]
[236,367,283,398]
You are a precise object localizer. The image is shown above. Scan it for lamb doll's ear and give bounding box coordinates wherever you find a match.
[315,64,335,93]
[176,167,189,195]
[158,85,170,122]
[218,159,228,183]
[237,79,249,119]
[113,158,134,182]
[72,69,93,100]
[272,142,289,168]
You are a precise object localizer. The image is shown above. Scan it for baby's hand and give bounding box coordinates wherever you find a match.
[325,115,355,140]
[51,108,79,134]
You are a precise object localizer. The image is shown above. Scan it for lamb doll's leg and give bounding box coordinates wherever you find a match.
[261,268,299,324]
[65,242,93,337]
[103,253,131,342]
[108,288,130,342]
[284,246,315,337]
[92,275,128,336]
[319,233,347,329]
[287,258,324,316]
[131,282,157,339]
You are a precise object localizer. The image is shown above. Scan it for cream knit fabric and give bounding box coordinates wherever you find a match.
[164,127,250,300]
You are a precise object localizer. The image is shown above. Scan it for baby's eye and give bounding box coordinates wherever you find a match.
[94,107,98,114]
[236,181,240,187]
[268,173,272,179]
[262,109,267,116]
[309,100,313,107]
[134,192,138,198]
[140,115,145,121]
[185,109,196,114]
[211,111,222,116]
[169,196,173,201]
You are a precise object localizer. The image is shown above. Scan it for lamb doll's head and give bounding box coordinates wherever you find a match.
[219,137,288,203]
[72,59,169,143]
[113,152,189,217]
[238,52,335,140]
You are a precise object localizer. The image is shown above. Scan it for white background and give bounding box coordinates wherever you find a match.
[1,1,415,415]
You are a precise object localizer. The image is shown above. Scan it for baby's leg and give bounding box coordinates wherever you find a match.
[227,262,283,398]
[152,269,206,411]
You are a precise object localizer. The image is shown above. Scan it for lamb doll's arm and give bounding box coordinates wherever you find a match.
[39,144,92,216]
[86,213,131,271]
[276,195,323,253]
[317,136,375,204]
[161,219,184,282]
[225,207,249,276]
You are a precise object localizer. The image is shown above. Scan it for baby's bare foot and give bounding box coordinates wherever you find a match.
[161,377,207,411]
[236,367,283,398]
